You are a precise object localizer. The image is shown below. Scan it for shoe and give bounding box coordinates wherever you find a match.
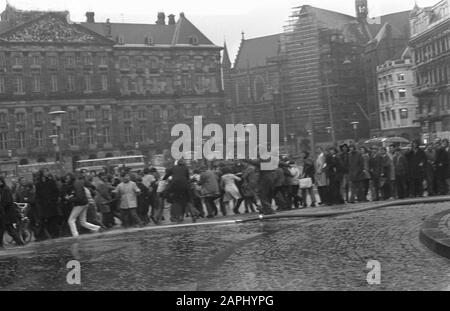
[310,203,316,208]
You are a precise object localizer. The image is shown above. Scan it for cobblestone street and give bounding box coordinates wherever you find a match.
[0,202,449,291]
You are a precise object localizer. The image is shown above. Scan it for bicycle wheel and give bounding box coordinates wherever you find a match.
[2,231,14,245]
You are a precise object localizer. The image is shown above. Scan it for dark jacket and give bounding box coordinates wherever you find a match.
[393,153,408,177]
[338,152,349,175]
[35,177,61,219]
[348,150,364,182]
[406,148,427,178]
[435,147,449,173]
[301,159,315,182]
[0,183,18,224]
[326,154,341,182]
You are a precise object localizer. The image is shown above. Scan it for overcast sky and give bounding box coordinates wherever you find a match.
[1,0,440,63]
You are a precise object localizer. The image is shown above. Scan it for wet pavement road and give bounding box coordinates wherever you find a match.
[1,203,450,291]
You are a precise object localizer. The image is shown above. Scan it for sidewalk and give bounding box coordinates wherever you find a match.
[2,195,450,253]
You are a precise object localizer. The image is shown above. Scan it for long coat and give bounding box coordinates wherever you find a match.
[199,170,220,197]
[315,153,328,187]
[348,151,365,182]
[35,177,61,219]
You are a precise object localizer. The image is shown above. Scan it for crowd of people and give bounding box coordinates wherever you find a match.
[1,137,450,249]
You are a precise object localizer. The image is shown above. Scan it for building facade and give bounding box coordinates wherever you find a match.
[226,0,413,155]
[0,5,225,168]
[376,52,420,139]
[409,0,450,142]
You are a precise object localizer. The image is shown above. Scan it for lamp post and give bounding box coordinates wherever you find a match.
[48,110,67,163]
[351,121,360,143]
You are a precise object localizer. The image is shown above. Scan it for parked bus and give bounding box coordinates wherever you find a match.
[75,155,146,174]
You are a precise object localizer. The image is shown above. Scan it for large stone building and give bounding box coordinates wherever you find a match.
[226,0,412,154]
[409,0,450,142]
[0,5,224,168]
[376,48,420,139]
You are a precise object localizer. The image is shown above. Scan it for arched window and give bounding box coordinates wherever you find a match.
[19,159,29,165]
[254,76,265,101]
[88,154,97,159]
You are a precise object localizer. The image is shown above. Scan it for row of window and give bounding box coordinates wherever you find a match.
[418,93,450,116]
[413,34,450,64]
[0,74,109,94]
[380,108,411,129]
[416,62,450,86]
[0,126,165,150]
[0,53,109,67]
[0,104,221,126]
[377,73,405,86]
[379,88,408,104]
[120,75,219,95]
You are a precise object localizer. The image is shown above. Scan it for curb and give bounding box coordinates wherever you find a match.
[237,196,450,223]
[419,210,450,260]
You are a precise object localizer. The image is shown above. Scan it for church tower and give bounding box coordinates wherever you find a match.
[355,0,369,22]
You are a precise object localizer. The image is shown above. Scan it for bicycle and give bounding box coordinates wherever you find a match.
[2,203,33,246]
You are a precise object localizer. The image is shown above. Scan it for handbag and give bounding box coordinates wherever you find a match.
[299,177,313,190]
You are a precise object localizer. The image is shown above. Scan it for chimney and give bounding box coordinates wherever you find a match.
[86,11,95,23]
[156,12,165,25]
[168,14,175,25]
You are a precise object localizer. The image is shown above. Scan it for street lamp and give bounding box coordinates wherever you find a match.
[350,121,360,142]
[48,110,67,163]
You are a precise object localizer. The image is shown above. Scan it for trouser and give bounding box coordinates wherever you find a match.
[396,175,407,199]
[101,211,115,228]
[192,196,204,217]
[409,178,424,197]
[258,185,275,215]
[350,181,364,202]
[282,185,292,209]
[301,187,316,206]
[290,185,301,208]
[340,174,350,202]
[137,202,150,224]
[204,196,218,217]
[328,179,342,205]
[381,180,391,200]
[435,170,448,195]
[362,179,370,199]
[317,186,329,205]
[39,216,61,239]
[152,195,165,224]
[426,168,435,195]
[87,203,105,229]
[121,208,142,228]
[274,186,287,210]
[68,205,101,237]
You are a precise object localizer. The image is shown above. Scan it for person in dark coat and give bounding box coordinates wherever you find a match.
[393,147,408,199]
[135,176,151,225]
[434,139,449,195]
[326,147,343,205]
[406,140,427,197]
[0,176,25,248]
[369,147,381,201]
[348,145,365,203]
[163,159,191,223]
[34,168,61,240]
